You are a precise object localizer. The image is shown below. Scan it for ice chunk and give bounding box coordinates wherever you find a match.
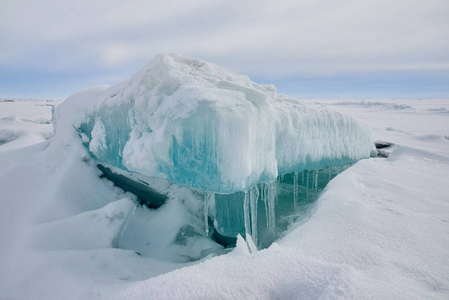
[54,53,372,194]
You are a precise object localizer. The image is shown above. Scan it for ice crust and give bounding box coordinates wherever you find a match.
[54,53,372,194]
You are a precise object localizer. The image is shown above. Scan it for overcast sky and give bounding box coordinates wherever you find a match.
[1,0,448,99]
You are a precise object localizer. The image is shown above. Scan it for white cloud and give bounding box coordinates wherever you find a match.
[1,0,448,79]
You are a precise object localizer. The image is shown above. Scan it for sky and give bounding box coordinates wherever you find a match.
[1,0,448,100]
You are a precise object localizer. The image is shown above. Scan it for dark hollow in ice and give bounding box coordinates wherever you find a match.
[375,141,393,149]
[97,164,167,208]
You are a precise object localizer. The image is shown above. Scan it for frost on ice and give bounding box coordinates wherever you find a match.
[54,53,372,249]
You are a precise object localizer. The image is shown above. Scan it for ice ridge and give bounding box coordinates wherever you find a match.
[54,53,372,194]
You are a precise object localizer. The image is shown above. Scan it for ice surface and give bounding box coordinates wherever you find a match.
[54,53,372,194]
[1,98,449,299]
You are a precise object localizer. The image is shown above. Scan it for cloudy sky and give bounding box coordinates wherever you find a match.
[1,0,448,99]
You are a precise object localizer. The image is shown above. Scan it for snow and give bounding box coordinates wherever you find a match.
[0,99,59,151]
[89,119,107,156]
[54,53,373,194]
[1,93,448,299]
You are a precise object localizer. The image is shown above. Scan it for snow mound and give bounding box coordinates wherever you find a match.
[54,53,372,193]
[27,198,136,251]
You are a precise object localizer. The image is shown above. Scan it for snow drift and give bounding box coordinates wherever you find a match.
[53,53,372,194]
[2,95,448,299]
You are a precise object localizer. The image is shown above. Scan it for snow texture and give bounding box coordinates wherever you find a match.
[1,98,449,299]
[53,53,372,193]
[0,99,59,151]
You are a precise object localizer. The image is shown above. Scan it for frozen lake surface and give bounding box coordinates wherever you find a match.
[0,97,448,299]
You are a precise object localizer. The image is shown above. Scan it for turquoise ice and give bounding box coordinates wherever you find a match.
[55,53,372,194]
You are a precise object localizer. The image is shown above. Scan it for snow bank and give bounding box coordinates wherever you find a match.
[0,99,58,151]
[54,53,372,194]
[1,98,448,299]
[115,145,449,300]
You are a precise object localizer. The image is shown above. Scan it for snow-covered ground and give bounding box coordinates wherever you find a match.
[0,98,448,299]
[0,99,59,151]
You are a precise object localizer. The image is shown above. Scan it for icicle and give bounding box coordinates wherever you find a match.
[314,170,318,193]
[293,171,298,208]
[261,183,269,229]
[306,171,309,201]
[328,167,331,182]
[311,170,315,191]
[266,181,276,232]
[204,192,212,234]
[302,171,305,185]
[245,233,258,253]
[249,185,259,246]
[261,182,275,232]
[243,190,251,238]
